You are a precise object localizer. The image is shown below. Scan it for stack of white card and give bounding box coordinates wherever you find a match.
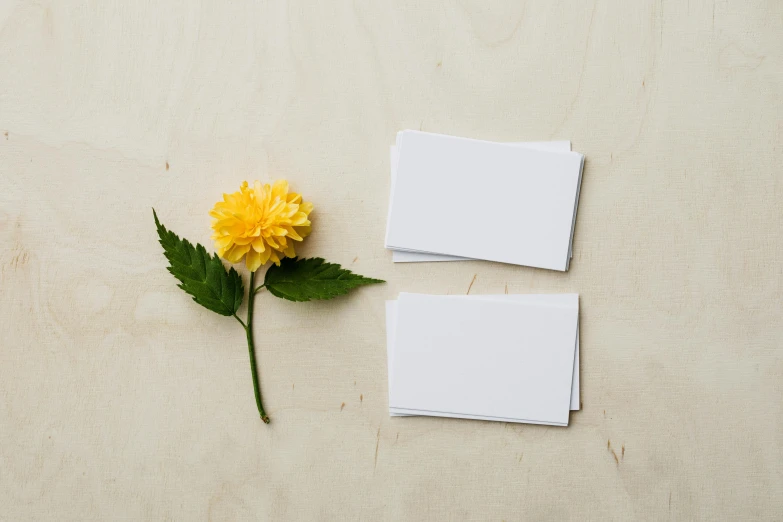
[385,131,585,271]
[386,293,580,426]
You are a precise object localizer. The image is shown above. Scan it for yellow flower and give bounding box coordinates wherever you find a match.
[209,180,313,271]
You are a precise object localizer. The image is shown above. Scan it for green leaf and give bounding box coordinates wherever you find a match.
[153,209,243,316]
[263,257,384,302]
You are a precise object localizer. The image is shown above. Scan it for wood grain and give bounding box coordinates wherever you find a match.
[1,0,782,519]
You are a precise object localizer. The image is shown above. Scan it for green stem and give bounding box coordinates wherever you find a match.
[233,313,247,330]
[245,270,270,424]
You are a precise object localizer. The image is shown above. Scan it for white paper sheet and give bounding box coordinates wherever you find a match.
[386,131,584,271]
[389,293,578,426]
[386,295,580,421]
[388,139,574,263]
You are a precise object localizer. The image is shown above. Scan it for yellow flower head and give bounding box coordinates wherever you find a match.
[210,180,313,271]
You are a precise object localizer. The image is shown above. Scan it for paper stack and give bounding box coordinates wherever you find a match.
[386,293,580,426]
[385,131,585,271]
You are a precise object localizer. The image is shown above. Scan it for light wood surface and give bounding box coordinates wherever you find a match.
[2,1,782,520]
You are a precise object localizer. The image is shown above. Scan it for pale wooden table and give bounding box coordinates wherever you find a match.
[2,1,782,520]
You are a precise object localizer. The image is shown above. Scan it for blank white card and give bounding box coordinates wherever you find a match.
[388,138,575,263]
[386,295,580,418]
[386,131,583,271]
[389,293,578,426]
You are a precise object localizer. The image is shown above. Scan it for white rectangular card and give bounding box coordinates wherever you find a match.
[386,131,584,271]
[385,295,580,419]
[388,139,574,263]
[389,293,578,425]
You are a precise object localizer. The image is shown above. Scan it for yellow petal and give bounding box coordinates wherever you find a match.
[251,181,264,207]
[212,217,237,229]
[284,241,296,258]
[269,249,281,266]
[251,237,266,253]
[283,226,302,241]
[295,225,311,238]
[265,235,280,249]
[232,235,254,246]
[258,247,272,266]
[271,180,289,200]
[223,243,250,263]
[246,248,262,272]
[287,193,302,204]
[291,212,309,226]
[298,201,314,215]
[268,199,285,216]
[280,204,299,219]
[214,235,233,249]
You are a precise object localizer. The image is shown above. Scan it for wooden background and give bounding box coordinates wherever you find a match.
[1,1,782,520]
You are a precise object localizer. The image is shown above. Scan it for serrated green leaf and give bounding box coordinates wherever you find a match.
[153,209,243,316]
[263,257,384,302]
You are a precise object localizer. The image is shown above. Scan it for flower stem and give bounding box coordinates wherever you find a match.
[245,270,270,424]
[232,313,247,329]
